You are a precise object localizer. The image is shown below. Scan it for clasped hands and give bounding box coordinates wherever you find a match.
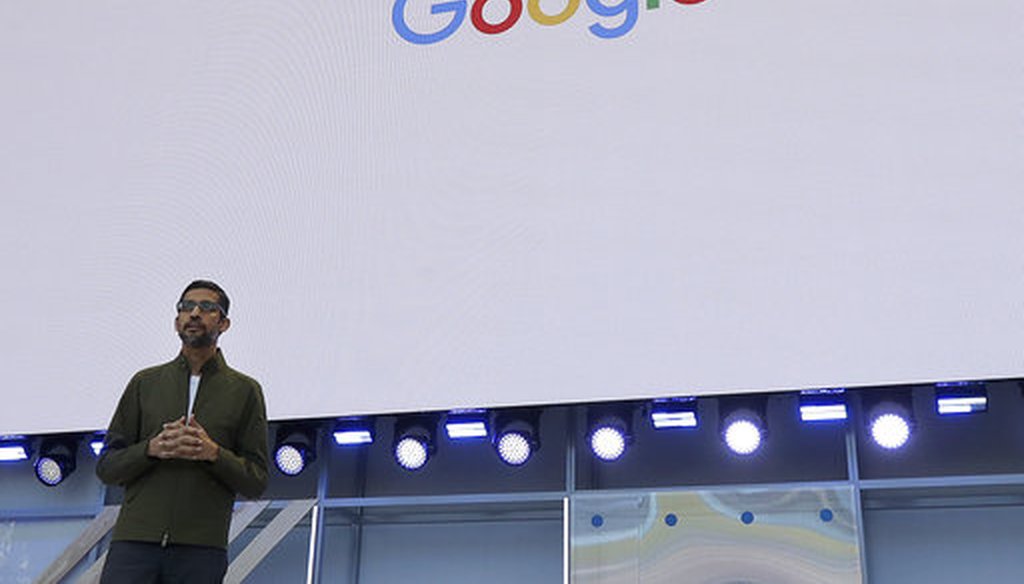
[147,415,220,462]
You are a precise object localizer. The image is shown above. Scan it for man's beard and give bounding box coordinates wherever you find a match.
[179,327,217,348]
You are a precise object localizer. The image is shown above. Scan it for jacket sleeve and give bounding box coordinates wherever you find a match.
[205,382,269,499]
[95,374,159,486]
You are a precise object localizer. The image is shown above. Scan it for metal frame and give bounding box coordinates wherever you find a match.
[9,426,1024,584]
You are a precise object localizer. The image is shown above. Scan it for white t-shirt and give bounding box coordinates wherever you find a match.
[188,374,200,419]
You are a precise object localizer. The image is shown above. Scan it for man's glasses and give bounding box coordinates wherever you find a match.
[176,300,226,316]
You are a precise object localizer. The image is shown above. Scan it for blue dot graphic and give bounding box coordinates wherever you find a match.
[665,513,678,527]
[820,508,834,523]
[740,511,755,525]
[591,514,604,528]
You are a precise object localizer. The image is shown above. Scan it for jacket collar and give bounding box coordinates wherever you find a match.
[174,348,227,375]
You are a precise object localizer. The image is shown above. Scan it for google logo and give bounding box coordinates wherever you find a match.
[393,0,709,45]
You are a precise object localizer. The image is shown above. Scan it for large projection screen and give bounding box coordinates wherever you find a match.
[2,0,1021,434]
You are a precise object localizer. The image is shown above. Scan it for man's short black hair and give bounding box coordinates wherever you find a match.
[180,279,230,316]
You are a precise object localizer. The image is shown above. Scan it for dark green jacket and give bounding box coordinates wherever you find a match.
[96,350,269,549]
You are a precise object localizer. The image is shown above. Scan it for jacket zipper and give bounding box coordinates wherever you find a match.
[162,370,193,548]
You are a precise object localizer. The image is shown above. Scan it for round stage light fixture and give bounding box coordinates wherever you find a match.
[719,401,767,457]
[274,444,306,476]
[862,391,914,451]
[273,427,317,476]
[870,411,911,450]
[587,406,633,462]
[492,409,541,467]
[496,431,532,466]
[394,436,430,470]
[34,440,77,487]
[723,418,763,455]
[590,425,627,461]
[393,415,438,471]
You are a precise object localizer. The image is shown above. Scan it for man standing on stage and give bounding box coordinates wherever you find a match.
[96,280,269,583]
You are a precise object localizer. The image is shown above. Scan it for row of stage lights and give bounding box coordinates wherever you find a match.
[0,381,993,484]
[272,409,544,476]
[270,381,989,476]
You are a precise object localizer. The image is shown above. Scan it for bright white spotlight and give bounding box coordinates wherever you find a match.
[274,444,307,476]
[496,431,532,466]
[393,416,437,470]
[35,457,65,486]
[33,441,77,486]
[395,436,429,470]
[493,410,540,467]
[724,419,763,455]
[870,413,911,450]
[590,426,627,461]
[273,427,316,476]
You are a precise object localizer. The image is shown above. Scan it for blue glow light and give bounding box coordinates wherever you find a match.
[0,444,29,462]
[90,434,106,457]
[0,438,30,462]
[445,410,488,439]
[936,382,987,415]
[333,430,373,445]
[799,389,848,422]
[650,398,698,429]
[445,421,487,439]
[800,404,849,421]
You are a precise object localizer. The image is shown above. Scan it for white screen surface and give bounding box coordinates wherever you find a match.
[1,0,1021,434]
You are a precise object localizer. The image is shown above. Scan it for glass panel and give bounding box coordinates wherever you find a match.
[0,517,94,583]
[572,487,861,584]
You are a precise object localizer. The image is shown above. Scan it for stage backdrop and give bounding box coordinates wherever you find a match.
[2,0,1021,434]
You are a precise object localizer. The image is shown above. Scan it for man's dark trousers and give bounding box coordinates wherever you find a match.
[99,540,228,584]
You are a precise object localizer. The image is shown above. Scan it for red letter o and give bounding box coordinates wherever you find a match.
[471,0,523,34]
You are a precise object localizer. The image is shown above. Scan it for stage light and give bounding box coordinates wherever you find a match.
[395,436,429,470]
[587,406,633,462]
[393,415,437,471]
[649,398,698,429]
[273,427,317,476]
[496,432,531,466]
[590,425,627,461]
[333,418,374,446]
[799,389,848,422]
[720,399,767,456]
[492,409,540,466]
[445,410,489,440]
[724,417,762,455]
[34,440,77,487]
[864,392,914,450]
[870,411,911,450]
[89,433,106,457]
[935,382,987,415]
[0,437,31,462]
